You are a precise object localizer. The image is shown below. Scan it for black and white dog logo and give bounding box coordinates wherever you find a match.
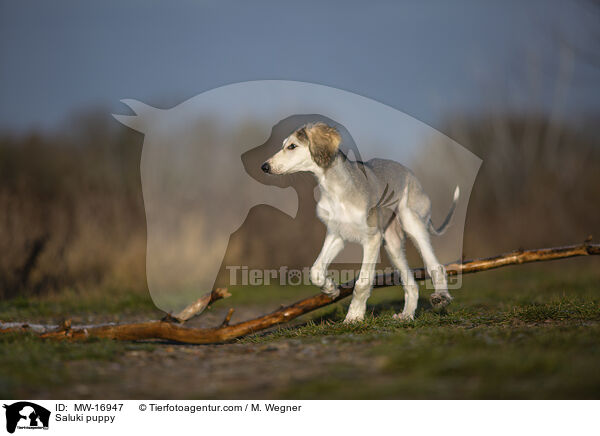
[3,402,50,433]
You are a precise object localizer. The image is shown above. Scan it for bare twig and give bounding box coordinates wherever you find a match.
[0,242,598,344]
[169,288,231,323]
[221,308,235,327]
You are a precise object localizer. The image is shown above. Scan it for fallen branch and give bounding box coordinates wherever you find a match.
[169,288,231,323]
[1,242,598,344]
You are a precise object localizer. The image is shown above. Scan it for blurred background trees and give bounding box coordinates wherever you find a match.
[1,1,599,300]
[1,109,598,299]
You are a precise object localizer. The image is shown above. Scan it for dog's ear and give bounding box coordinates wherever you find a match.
[295,126,308,142]
[307,123,341,168]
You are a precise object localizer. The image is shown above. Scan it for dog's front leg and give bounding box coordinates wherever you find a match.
[344,234,382,323]
[310,232,345,298]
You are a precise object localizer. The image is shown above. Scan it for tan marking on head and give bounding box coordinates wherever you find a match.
[295,126,308,142]
[306,122,341,168]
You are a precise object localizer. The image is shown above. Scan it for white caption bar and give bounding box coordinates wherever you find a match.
[1,400,596,435]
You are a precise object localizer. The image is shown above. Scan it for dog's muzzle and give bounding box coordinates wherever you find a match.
[261,162,271,173]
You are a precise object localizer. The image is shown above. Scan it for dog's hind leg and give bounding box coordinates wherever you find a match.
[310,232,345,298]
[383,220,419,320]
[344,233,382,323]
[399,208,453,310]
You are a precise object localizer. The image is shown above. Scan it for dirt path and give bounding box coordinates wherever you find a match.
[29,337,381,399]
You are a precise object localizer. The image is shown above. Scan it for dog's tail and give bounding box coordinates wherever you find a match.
[428,186,460,236]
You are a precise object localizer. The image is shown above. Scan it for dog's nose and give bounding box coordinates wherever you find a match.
[261,162,271,173]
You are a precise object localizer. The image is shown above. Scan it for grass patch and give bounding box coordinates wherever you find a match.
[0,332,155,398]
[0,285,160,322]
[511,299,600,322]
[241,297,599,344]
[246,262,600,398]
[1,259,599,399]
[278,323,600,399]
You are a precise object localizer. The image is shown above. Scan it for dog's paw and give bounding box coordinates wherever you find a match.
[430,292,453,311]
[392,312,414,322]
[343,312,364,324]
[320,278,340,299]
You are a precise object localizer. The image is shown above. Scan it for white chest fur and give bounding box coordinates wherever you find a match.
[316,188,375,243]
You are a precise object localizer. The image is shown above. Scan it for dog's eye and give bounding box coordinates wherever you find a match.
[287,143,297,150]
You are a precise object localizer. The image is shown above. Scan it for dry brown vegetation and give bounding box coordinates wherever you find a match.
[0,116,146,299]
[448,115,600,255]
[0,113,598,300]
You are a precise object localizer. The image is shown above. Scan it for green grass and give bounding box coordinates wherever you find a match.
[277,323,600,399]
[260,295,600,399]
[239,297,599,342]
[0,285,160,322]
[250,260,600,399]
[0,332,155,398]
[2,257,597,321]
[239,257,600,343]
[0,258,599,399]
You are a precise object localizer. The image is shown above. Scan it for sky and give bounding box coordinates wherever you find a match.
[0,0,598,134]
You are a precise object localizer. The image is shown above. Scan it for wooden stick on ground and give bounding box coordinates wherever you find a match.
[0,242,598,344]
[168,288,231,323]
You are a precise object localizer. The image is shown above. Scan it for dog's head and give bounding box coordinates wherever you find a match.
[261,122,341,175]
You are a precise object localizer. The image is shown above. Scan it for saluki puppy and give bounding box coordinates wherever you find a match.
[261,122,459,322]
